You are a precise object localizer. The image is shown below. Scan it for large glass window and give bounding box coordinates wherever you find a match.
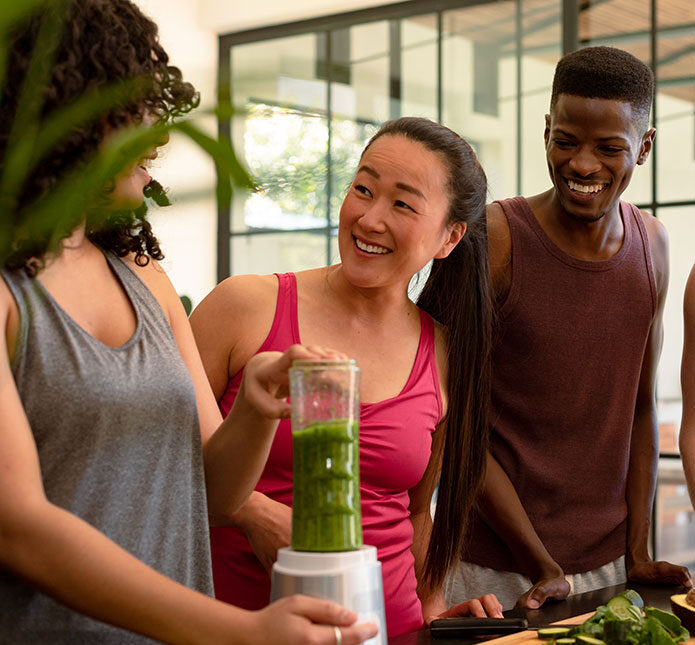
[228,33,329,275]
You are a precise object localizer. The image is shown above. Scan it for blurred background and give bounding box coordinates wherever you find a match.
[135,0,695,571]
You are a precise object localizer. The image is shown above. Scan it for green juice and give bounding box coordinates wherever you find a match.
[291,418,363,551]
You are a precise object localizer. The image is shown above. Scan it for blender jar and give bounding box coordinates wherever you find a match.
[289,359,362,551]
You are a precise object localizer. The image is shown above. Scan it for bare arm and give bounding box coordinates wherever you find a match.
[680,266,695,508]
[626,215,691,586]
[477,453,570,608]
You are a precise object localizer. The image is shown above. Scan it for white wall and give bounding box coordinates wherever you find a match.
[134,0,218,306]
[199,0,402,33]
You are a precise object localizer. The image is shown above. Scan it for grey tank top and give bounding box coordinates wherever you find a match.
[0,249,213,644]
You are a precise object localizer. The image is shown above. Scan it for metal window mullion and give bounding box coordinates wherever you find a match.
[516,0,522,196]
[437,11,443,124]
[326,29,333,266]
[389,20,402,120]
[218,39,232,283]
[562,0,579,55]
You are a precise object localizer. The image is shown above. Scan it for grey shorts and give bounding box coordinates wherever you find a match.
[444,557,627,610]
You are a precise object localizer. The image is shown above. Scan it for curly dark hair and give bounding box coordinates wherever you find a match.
[1,0,199,273]
[550,46,654,133]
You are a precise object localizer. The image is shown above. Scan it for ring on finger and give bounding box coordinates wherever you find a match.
[334,625,342,645]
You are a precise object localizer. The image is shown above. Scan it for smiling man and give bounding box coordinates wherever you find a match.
[444,46,693,610]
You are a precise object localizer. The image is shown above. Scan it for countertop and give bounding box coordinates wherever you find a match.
[388,582,691,644]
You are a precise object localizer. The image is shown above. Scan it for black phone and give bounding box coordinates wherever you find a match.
[429,616,529,638]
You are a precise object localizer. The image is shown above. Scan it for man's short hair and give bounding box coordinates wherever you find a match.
[550,46,654,133]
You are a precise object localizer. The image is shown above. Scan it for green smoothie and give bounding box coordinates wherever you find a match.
[291,418,362,551]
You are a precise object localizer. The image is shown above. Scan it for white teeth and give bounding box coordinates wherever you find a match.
[355,238,390,254]
[567,179,606,194]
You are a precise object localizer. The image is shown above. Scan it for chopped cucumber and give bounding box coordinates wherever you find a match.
[605,591,645,621]
[626,604,644,621]
[556,639,576,644]
[606,594,633,613]
[574,636,606,645]
[619,589,645,609]
[537,627,571,639]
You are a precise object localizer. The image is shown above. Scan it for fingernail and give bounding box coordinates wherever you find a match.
[527,599,540,609]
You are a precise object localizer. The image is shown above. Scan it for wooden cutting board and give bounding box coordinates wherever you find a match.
[484,612,695,644]
[484,613,595,644]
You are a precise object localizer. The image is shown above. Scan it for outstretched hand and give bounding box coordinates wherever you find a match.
[628,560,693,588]
[250,595,378,645]
[241,344,346,419]
[515,576,570,610]
[425,594,504,624]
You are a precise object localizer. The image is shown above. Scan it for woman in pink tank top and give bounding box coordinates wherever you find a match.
[191,117,499,637]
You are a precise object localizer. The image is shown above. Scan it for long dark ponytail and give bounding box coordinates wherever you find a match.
[363,117,491,589]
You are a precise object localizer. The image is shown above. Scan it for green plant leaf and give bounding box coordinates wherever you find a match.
[172,120,254,191]
[0,0,69,215]
[0,0,52,30]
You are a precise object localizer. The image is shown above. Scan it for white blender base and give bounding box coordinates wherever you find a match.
[271,545,387,645]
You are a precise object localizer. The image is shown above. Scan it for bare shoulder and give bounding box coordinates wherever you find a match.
[486,202,511,258]
[638,209,669,293]
[0,272,20,361]
[122,255,178,322]
[639,209,668,256]
[190,272,279,378]
[685,265,695,318]
[486,201,512,300]
[190,273,278,336]
[0,273,13,318]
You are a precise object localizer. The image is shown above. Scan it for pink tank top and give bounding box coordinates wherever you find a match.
[465,197,656,574]
[210,273,442,638]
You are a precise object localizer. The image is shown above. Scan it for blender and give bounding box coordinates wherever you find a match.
[270,359,386,645]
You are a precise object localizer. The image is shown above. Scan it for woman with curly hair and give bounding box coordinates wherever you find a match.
[0,1,376,644]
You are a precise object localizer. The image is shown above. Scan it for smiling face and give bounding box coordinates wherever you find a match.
[107,115,166,210]
[544,94,654,223]
[338,134,464,291]
[109,155,156,209]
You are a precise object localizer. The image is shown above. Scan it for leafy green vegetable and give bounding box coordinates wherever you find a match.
[544,591,690,645]
[645,608,690,642]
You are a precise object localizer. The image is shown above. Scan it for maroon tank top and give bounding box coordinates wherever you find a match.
[466,196,656,574]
